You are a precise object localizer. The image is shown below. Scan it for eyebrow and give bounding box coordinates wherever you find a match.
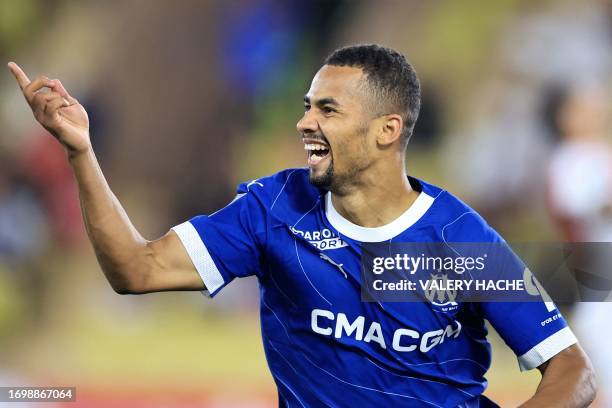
[304,95,341,107]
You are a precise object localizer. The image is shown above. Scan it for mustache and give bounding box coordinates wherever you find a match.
[300,131,328,144]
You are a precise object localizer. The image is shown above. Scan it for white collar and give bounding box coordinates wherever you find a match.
[325,191,434,242]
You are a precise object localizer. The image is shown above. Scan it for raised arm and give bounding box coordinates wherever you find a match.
[7,62,204,294]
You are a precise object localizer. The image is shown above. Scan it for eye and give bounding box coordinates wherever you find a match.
[304,104,311,112]
[322,106,336,114]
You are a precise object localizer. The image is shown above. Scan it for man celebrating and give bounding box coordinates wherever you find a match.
[8,44,596,407]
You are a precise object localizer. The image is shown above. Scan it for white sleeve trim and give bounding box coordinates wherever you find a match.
[517,327,578,371]
[171,221,225,297]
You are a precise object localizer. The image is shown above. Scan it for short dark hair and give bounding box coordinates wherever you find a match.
[324,44,421,144]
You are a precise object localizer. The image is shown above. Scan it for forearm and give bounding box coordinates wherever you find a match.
[6,64,174,293]
[520,345,597,408]
[68,146,150,292]
[8,63,211,294]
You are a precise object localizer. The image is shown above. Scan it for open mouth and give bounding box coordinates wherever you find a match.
[303,139,331,166]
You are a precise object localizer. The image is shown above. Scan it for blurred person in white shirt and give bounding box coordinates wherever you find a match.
[547,85,612,403]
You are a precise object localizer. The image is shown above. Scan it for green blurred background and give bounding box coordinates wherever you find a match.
[1,0,611,406]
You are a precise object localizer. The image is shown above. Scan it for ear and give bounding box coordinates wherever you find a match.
[376,114,403,147]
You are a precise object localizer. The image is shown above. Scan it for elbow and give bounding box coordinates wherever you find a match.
[108,277,140,295]
[98,242,156,295]
[110,280,149,295]
[104,267,148,295]
[111,284,138,295]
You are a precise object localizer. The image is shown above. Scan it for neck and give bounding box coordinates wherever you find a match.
[330,159,419,228]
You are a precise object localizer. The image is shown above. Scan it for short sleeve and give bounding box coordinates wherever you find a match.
[171,187,267,297]
[477,238,577,371]
[481,301,577,371]
[444,211,578,371]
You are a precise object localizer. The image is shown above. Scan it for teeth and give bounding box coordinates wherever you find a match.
[304,143,328,151]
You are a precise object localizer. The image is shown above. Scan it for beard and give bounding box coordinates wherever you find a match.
[309,158,334,190]
[306,123,370,193]
[309,157,365,194]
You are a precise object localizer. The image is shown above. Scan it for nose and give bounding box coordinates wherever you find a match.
[296,111,318,135]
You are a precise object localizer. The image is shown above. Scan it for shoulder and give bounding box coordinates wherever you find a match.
[236,168,317,202]
[235,168,321,220]
[417,178,502,243]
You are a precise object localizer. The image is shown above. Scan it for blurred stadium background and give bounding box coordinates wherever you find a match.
[1,0,611,406]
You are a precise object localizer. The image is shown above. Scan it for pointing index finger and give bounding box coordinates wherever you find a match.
[7,61,31,90]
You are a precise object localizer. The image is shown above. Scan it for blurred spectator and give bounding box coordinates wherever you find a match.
[547,88,612,242]
[0,151,48,261]
[447,0,612,234]
[19,128,83,248]
[217,0,302,99]
[0,148,50,326]
[502,1,612,87]
[448,74,549,216]
[546,86,612,405]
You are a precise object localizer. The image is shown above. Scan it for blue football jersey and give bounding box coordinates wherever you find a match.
[172,168,576,408]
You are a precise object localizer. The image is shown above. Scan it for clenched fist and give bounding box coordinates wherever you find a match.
[8,62,91,156]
